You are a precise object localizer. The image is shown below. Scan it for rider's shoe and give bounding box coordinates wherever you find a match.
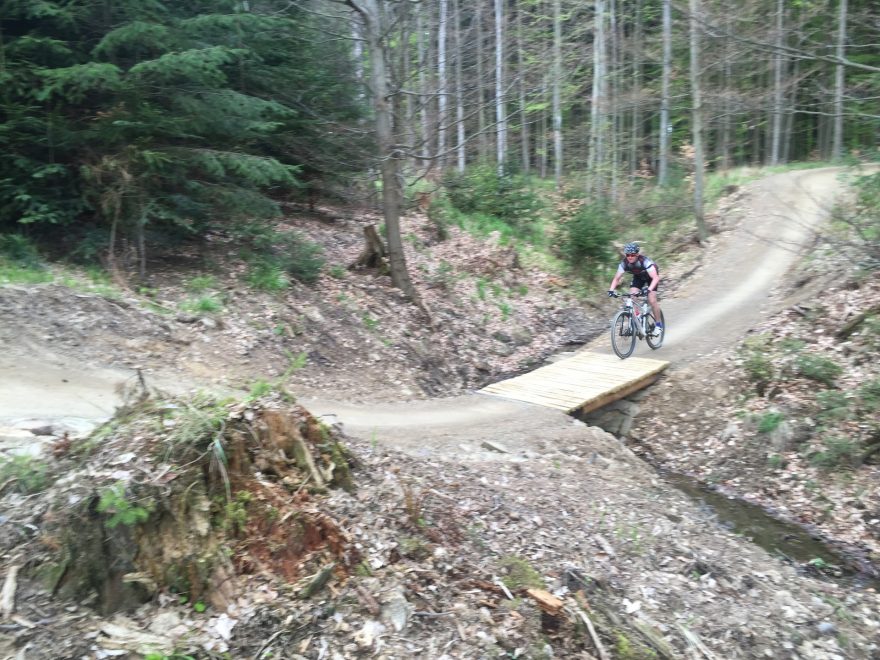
[651,323,664,337]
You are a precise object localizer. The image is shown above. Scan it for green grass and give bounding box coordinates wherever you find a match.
[181,296,223,314]
[0,454,51,493]
[757,411,785,433]
[0,260,53,284]
[187,275,217,293]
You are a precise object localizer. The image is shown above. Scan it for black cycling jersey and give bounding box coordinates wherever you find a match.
[617,255,658,277]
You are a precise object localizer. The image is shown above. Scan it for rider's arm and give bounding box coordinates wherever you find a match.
[609,265,624,290]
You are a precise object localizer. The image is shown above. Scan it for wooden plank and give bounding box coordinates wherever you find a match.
[481,383,584,404]
[481,390,574,410]
[575,374,662,414]
[484,373,621,391]
[478,350,669,413]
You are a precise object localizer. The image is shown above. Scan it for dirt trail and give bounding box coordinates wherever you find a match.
[0,167,856,455]
[301,167,854,456]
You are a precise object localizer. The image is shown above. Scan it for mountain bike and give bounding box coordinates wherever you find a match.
[608,292,665,359]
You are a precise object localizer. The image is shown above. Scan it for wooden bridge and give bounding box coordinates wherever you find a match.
[479,351,668,414]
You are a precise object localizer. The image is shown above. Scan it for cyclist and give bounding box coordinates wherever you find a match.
[607,242,664,337]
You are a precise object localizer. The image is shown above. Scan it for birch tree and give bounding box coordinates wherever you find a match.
[453,0,466,172]
[495,0,507,174]
[437,0,448,168]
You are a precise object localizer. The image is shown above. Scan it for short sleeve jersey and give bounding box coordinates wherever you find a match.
[616,255,658,277]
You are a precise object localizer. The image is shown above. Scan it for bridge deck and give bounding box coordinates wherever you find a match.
[479,351,668,413]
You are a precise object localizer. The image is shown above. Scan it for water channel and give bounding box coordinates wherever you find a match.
[577,405,880,590]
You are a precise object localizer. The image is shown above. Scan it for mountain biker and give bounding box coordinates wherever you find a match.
[607,242,664,337]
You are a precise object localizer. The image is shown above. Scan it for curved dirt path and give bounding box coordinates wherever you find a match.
[0,167,860,455]
[300,167,860,456]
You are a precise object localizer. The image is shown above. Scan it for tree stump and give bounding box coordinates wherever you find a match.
[349,225,389,274]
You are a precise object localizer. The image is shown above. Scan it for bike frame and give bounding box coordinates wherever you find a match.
[622,296,650,339]
[609,291,664,359]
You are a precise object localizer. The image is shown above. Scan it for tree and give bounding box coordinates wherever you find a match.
[346,0,419,300]
[831,0,848,161]
[688,0,709,243]
[658,0,672,185]
[0,0,365,276]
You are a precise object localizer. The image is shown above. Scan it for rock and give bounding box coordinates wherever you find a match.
[381,588,411,633]
[816,621,837,636]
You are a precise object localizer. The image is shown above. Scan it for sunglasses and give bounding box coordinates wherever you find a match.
[625,253,639,257]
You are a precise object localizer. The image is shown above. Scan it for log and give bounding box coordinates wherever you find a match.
[1,565,19,619]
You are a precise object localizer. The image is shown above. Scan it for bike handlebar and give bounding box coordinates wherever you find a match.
[608,291,649,299]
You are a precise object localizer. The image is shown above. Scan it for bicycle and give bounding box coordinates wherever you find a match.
[608,291,665,359]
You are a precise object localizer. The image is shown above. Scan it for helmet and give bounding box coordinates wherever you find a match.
[623,242,640,255]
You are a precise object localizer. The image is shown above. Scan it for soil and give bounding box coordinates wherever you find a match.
[1,166,879,659]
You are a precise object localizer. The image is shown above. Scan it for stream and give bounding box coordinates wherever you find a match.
[661,471,879,589]
[576,406,880,590]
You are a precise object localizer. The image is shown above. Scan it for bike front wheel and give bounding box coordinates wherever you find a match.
[646,311,666,349]
[611,311,637,359]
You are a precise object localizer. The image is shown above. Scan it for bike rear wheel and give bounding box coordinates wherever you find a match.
[646,311,666,349]
[611,311,637,359]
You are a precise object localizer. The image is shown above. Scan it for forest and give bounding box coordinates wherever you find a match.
[3,2,880,657]
[0,0,878,284]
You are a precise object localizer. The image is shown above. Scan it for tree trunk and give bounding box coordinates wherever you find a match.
[495,0,507,174]
[516,5,530,174]
[658,0,672,185]
[588,0,608,198]
[688,0,708,243]
[769,0,785,166]
[831,0,847,161]
[630,0,643,178]
[476,1,489,162]
[417,6,430,169]
[453,0,466,172]
[437,0,448,169]
[552,0,563,186]
[349,0,419,300]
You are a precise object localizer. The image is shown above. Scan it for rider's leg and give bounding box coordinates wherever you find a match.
[647,290,662,324]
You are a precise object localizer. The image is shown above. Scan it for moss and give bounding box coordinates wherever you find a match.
[499,556,545,590]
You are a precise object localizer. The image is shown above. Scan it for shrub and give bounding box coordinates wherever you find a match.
[859,377,880,409]
[0,455,50,494]
[808,436,862,470]
[0,234,52,283]
[96,481,151,528]
[757,411,785,433]
[442,166,543,237]
[246,263,289,291]
[739,334,775,395]
[233,222,324,284]
[187,275,217,293]
[795,353,843,386]
[0,234,43,267]
[560,202,615,276]
[816,390,851,422]
[181,296,223,314]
